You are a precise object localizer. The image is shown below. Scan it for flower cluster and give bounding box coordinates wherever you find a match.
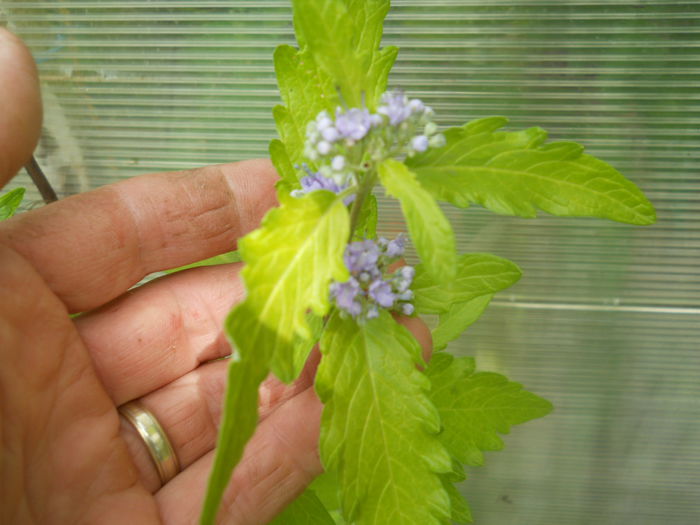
[302,90,445,188]
[290,164,355,205]
[330,235,416,321]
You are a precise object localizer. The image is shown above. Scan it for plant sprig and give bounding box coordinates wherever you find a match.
[201,1,655,523]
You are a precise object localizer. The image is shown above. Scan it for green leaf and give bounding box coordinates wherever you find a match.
[442,479,473,524]
[290,313,324,382]
[437,460,473,523]
[231,191,349,383]
[203,193,349,523]
[291,0,366,107]
[365,46,399,107]
[165,250,240,274]
[316,311,452,525]
[378,159,457,284]
[273,45,339,170]
[309,470,342,515]
[413,254,521,314]
[407,117,656,225]
[352,193,378,240]
[291,0,393,109]
[0,188,25,220]
[270,489,336,525]
[426,353,553,467]
[433,294,493,351]
[270,138,297,184]
[200,356,269,525]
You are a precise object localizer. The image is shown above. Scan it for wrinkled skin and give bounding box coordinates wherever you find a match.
[0,29,432,524]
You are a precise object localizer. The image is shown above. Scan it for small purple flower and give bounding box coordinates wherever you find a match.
[294,172,356,206]
[369,279,396,308]
[317,113,333,130]
[394,266,415,293]
[401,303,415,316]
[385,234,406,258]
[378,91,412,126]
[336,108,372,141]
[409,99,425,113]
[344,240,380,274]
[398,265,415,281]
[366,304,380,319]
[411,135,429,153]
[321,127,340,142]
[300,172,342,193]
[397,290,414,301]
[331,278,362,317]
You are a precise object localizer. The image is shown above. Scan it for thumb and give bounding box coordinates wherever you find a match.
[0,28,42,188]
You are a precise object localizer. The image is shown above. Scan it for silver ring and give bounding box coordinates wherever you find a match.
[119,401,180,486]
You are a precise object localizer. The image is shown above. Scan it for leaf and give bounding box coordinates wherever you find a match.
[270,138,297,184]
[365,46,399,107]
[200,356,269,525]
[291,0,366,107]
[433,294,493,351]
[270,489,336,525]
[316,311,452,525]
[426,353,553,467]
[378,159,457,284]
[202,193,349,523]
[273,45,339,169]
[231,191,349,383]
[165,250,240,274]
[438,460,473,523]
[352,193,378,240]
[291,0,394,109]
[407,117,656,225]
[0,187,25,220]
[412,253,521,314]
[290,314,324,382]
[442,478,473,524]
[344,0,397,107]
[309,470,344,521]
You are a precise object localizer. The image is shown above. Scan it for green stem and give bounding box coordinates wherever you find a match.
[348,170,377,241]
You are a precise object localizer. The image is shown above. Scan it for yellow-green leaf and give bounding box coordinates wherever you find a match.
[408,117,656,225]
[316,311,452,524]
[378,159,457,284]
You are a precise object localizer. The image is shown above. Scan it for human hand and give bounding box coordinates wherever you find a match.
[0,29,432,524]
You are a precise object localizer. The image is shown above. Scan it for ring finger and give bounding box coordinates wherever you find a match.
[119,350,321,493]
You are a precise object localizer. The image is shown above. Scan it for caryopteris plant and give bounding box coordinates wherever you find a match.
[201,1,656,523]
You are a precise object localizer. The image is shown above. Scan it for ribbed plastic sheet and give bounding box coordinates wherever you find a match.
[2,1,698,523]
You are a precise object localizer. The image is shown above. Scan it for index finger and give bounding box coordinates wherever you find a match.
[0,160,278,312]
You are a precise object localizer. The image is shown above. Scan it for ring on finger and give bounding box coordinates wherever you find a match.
[118,400,180,487]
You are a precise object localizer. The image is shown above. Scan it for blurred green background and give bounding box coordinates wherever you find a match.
[2,1,698,523]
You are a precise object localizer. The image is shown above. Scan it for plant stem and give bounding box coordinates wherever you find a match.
[24,156,58,204]
[348,169,377,241]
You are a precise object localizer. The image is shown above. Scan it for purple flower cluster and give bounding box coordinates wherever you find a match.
[302,89,446,189]
[291,164,355,205]
[330,235,416,321]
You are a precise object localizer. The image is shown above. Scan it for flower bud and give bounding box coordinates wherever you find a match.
[429,134,446,148]
[322,127,340,142]
[317,141,332,155]
[331,155,346,171]
[401,303,415,316]
[412,135,429,153]
[409,98,425,113]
